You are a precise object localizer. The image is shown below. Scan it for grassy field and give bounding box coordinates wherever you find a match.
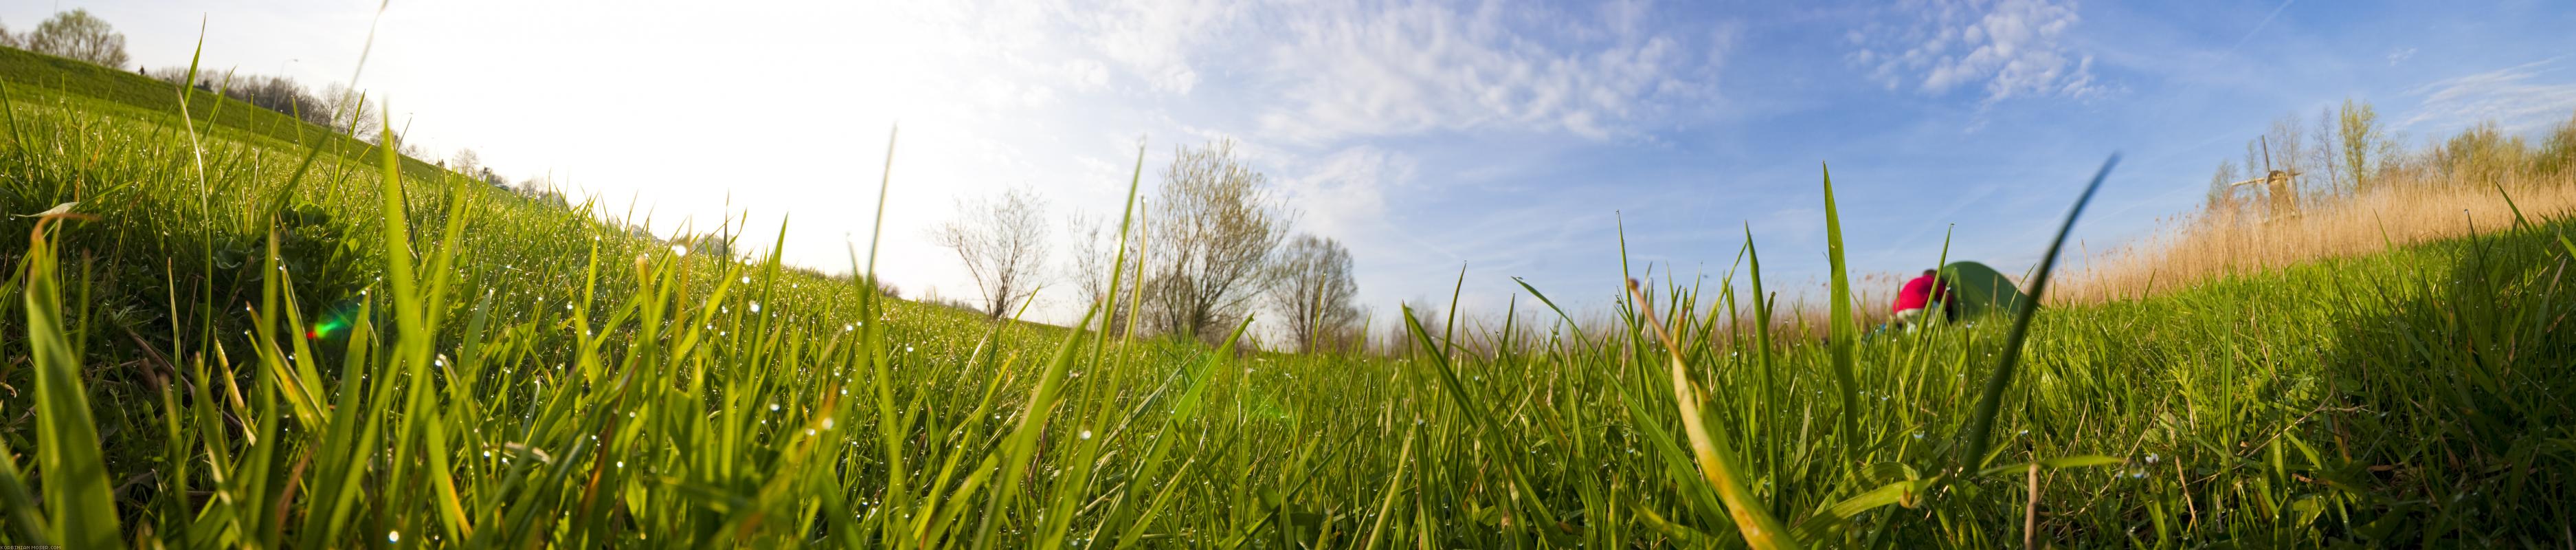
[5,45,2576,548]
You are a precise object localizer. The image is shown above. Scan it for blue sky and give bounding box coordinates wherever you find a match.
[9,0,2575,335]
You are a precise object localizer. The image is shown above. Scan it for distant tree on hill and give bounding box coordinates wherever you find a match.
[322,83,383,138]
[25,10,129,69]
[0,20,19,49]
[451,148,482,176]
[693,231,739,261]
[1267,234,1362,353]
[1139,139,1294,342]
[932,186,1051,319]
[234,75,331,127]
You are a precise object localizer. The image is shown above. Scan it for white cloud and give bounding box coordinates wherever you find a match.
[77,0,1738,327]
[2385,47,2416,67]
[1084,0,1235,94]
[1279,146,1411,239]
[1253,0,1729,143]
[2400,58,2576,133]
[1849,0,2101,104]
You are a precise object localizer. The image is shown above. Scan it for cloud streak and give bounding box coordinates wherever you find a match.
[2400,58,2576,133]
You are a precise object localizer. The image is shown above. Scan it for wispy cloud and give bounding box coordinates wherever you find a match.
[1848,0,2102,104]
[1278,146,1413,240]
[1082,0,1236,94]
[2220,0,2296,56]
[1254,0,1733,143]
[2400,58,2576,133]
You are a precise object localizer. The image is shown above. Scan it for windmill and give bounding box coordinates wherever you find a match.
[2226,135,2302,221]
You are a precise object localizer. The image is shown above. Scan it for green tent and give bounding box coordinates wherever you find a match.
[1938,261,2027,319]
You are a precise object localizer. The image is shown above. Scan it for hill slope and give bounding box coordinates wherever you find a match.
[4,46,2575,547]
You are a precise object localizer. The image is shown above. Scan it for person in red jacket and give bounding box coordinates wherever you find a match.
[1891,269,1951,329]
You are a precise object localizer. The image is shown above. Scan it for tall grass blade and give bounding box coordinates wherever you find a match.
[21,217,120,549]
[1624,280,1796,550]
[1819,163,1863,462]
[1960,155,2119,468]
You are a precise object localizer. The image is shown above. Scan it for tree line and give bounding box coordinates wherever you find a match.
[2,10,128,71]
[2204,99,2576,215]
[935,140,1365,353]
[5,10,419,158]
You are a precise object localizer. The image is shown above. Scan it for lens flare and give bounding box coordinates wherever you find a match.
[305,300,363,340]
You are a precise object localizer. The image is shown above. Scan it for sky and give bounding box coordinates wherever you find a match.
[9,0,2575,338]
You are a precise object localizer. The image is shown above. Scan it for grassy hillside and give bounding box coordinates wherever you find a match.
[0,45,446,179]
[3,50,2575,548]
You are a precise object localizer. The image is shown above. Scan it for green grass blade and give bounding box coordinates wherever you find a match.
[1624,280,1796,550]
[22,219,120,549]
[1959,155,2119,469]
[1819,162,1863,462]
[973,305,1098,550]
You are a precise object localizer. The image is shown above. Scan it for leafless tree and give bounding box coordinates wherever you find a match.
[25,10,128,69]
[451,148,482,177]
[932,186,1051,319]
[1381,299,1442,355]
[322,83,383,138]
[1066,210,1141,333]
[1139,139,1294,342]
[1267,234,1360,353]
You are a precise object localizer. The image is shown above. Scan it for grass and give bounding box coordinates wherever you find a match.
[2061,170,2576,305]
[4,45,2576,548]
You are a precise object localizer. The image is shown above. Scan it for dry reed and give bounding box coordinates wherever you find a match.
[2058,172,2576,304]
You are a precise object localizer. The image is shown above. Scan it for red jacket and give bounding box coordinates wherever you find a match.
[1893,274,1947,312]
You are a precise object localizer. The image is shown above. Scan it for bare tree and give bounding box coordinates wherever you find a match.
[25,10,129,69]
[1,20,18,49]
[1267,234,1361,353]
[2204,159,2240,213]
[1382,298,1442,355]
[932,186,1051,319]
[451,148,482,177]
[2265,114,2307,177]
[2309,107,2342,194]
[1140,139,1294,342]
[1066,210,1141,333]
[321,83,384,137]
